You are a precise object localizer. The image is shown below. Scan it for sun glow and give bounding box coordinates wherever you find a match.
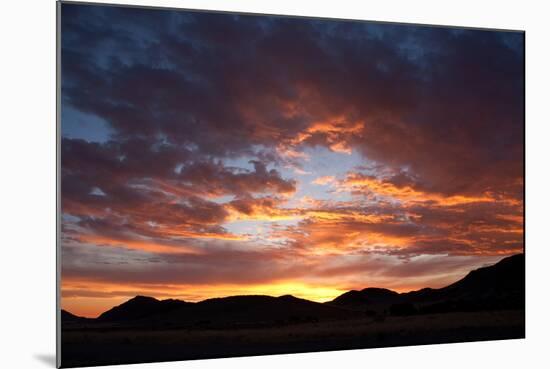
[61,278,347,318]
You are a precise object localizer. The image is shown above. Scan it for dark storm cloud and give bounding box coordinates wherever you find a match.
[62,138,295,198]
[179,160,296,196]
[61,137,296,244]
[62,4,523,200]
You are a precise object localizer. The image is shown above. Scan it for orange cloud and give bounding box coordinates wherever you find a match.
[341,173,498,206]
[77,234,201,254]
[227,196,301,222]
[289,116,364,154]
[312,175,336,185]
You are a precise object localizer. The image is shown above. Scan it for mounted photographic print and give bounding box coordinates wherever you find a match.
[57,1,525,367]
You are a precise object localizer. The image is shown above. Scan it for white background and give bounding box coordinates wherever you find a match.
[1,0,549,368]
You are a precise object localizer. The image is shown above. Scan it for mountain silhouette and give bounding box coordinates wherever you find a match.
[98,295,189,322]
[61,254,525,367]
[328,253,525,314]
[330,288,401,310]
[183,294,356,326]
[86,294,361,329]
[62,254,524,326]
[61,309,90,323]
[438,253,524,295]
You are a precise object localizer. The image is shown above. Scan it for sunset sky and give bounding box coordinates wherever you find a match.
[60,3,524,317]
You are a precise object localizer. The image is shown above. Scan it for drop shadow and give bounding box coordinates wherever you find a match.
[34,353,57,367]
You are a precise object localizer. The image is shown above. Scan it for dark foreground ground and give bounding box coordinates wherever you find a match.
[61,309,524,367]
